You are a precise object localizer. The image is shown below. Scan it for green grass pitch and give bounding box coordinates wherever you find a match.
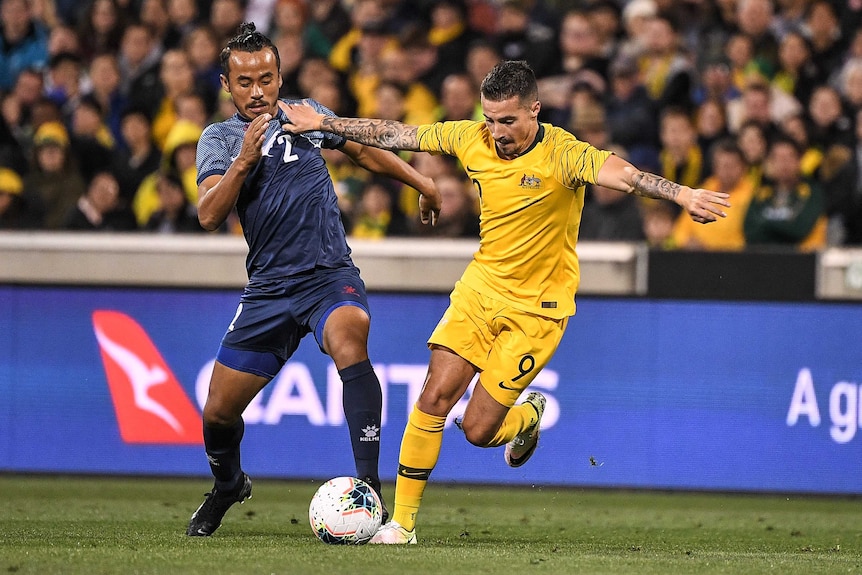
[2,474,860,575]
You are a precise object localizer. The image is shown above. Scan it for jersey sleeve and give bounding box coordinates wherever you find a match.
[552,131,612,189]
[196,124,232,186]
[416,120,476,156]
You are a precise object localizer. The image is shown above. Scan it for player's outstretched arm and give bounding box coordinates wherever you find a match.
[341,141,441,225]
[281,102,421,152]
[596,154,730,224]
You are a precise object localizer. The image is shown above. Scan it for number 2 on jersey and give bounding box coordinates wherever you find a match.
[277,134,299,163]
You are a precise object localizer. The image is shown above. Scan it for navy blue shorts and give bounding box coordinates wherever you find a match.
[217,266,369,378]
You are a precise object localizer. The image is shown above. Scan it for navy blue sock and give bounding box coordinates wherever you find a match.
[203,418,244,492]
[339,359,382,484]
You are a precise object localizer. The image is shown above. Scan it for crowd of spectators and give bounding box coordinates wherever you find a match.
[1,0,862,250]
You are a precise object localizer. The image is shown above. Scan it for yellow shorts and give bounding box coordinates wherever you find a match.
[428,281,569,407]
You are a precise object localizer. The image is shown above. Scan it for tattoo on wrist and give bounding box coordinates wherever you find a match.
[632,172,681,201]
[319,117,419,150]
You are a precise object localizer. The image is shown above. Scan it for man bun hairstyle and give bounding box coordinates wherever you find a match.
[220,22,281,76]
[480,60,538,105]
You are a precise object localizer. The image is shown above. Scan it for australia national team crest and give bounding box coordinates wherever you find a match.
[519,174,542,189]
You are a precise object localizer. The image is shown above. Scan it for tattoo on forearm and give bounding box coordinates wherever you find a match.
[319,117,420,151]
[632,172,681,201]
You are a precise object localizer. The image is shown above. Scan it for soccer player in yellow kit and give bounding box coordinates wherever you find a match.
[282,60,730,544]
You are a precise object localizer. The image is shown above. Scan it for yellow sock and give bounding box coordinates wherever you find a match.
[485,401,539,447]
[392,406,445,531]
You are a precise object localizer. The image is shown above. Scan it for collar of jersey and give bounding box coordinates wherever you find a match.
[501,123,544,160]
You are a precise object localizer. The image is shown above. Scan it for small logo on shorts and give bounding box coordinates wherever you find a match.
[342,285,358,296]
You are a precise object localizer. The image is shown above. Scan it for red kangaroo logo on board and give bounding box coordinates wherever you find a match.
[92,310,203,445]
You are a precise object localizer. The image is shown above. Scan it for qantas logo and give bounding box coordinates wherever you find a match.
[92,311,560,446]
[92,311,203,445]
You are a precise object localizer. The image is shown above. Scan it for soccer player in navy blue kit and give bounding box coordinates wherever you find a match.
[187,23,441,537]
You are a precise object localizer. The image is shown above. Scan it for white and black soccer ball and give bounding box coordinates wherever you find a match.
[308,476,383,545]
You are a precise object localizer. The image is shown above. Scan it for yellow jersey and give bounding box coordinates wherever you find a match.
[671,174,755,251]
[416,121,611,318]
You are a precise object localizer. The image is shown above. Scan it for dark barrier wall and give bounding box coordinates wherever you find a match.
[647,249,818,301]
[2,284,860,494]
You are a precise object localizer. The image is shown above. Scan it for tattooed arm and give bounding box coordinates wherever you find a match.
[320,117,420,151]
[278,101,439,223]
[630,171,682,202]
[596,154,731,224]
[280,102,421,151]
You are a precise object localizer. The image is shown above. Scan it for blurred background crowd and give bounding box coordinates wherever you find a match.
[1,0,861,251]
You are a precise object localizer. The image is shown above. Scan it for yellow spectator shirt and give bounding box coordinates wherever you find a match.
[671,174,755,251]
[417,121,611,318]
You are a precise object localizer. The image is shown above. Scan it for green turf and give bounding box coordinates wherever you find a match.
[1,475,860,575]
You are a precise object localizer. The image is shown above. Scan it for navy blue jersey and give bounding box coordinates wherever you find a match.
[197,99,351,290]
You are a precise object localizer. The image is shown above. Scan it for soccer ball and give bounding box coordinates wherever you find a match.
[308,476,383,545]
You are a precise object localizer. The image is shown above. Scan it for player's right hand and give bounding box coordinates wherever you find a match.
[681,187,730,224]
[419,180,441,226]
[280,102,324,134]
[236,112,271,171]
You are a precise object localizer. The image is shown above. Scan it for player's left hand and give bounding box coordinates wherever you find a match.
[680,187,731,224]
[279,101,324,133]
[418,178,441,226]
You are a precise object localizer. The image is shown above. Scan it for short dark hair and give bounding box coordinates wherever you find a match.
[480,60,538,104]
[768,134,802,157]
[77,94,103,116]
[158,168,185,191]
[709,138,744,163]
[119,104,152,123]
[219,22,280,76]
[660,105,692,125]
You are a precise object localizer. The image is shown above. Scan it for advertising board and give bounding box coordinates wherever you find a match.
[1,286,859,493]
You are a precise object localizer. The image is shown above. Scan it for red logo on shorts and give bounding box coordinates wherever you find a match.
[342,285,357,295]
[92,310,203,445]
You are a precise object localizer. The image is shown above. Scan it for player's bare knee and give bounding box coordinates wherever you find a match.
[324,331,369,368]
[202,403,241,428]
[329,345,367,370]
[416,392,458,417]
[464,428,495,447]
[460,419,496,447]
